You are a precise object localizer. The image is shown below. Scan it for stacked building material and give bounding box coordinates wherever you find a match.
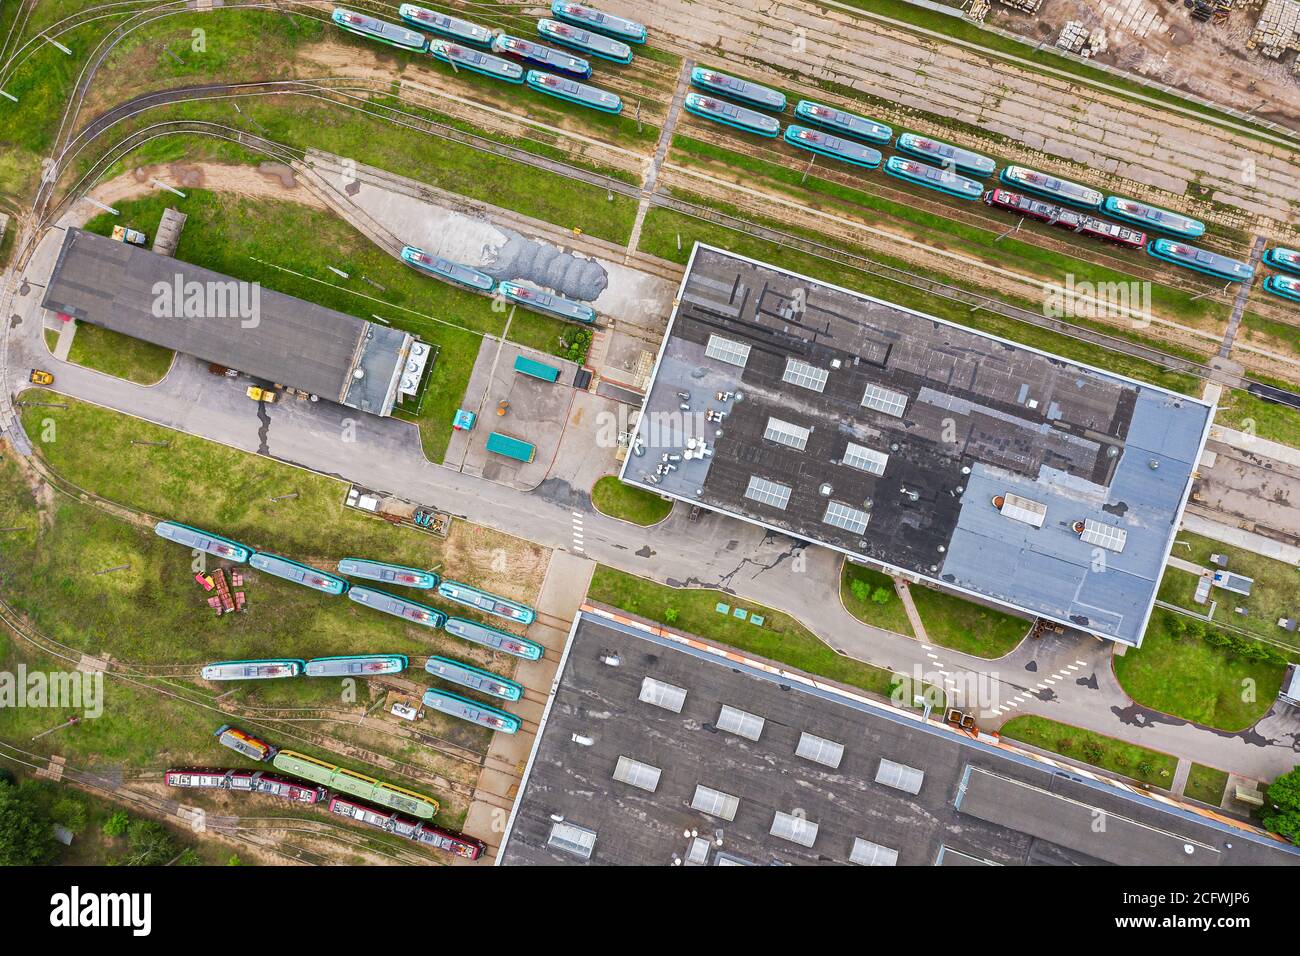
[999,0,1043,11]
[214,569,236,615]
[1249,0,1300,58]
[1057,20,1088,53]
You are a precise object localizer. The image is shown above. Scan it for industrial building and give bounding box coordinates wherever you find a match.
[42,228,424,417]
[621,244,1214,647]
[497,610,1299,866]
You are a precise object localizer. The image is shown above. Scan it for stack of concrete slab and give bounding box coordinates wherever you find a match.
[1249,0,1300,58]
[998,0,1043,11]
[1057,20,1088,53]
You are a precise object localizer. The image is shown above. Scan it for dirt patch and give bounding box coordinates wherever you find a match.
[440,522,550,613]
[93,162,327,210]
[995,0,1300,129]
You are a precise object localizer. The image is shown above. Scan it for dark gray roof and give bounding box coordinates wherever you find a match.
[621,244,1213,645]
[498,611,1300,867]
[42,228,410,416]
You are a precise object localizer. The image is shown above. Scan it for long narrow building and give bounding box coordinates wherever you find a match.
[42,228,415,417]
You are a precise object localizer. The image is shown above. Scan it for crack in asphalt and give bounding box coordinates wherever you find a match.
[665,538,805,593]
[255,400,271,456]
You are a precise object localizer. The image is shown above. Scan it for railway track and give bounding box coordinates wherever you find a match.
[2,446,532,798]
[31,98,1291,392]
[0,739,329,866]
[12,4,1300,390]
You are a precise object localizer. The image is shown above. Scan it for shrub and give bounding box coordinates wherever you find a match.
[102,810,129,838]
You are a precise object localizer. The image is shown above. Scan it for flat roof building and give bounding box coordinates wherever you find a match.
[42,228,414,416]
[498,609,1300,866]
[621,245,1214,646]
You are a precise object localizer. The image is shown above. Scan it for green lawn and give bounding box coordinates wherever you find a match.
[590,476,673,525]
[1184,763,1230,806]
[1113,609,1287,731]
[1214,386,1300,450]
[0,6,322,203]
[65,324,175,385]
[1160,530,1300,651]
[587,565,940,706]
[839,562,914,637]
[909,586,1030,658]
[999,715,1177,788]
[838,561,1028,657]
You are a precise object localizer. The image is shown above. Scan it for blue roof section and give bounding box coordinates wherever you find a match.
[941,403,1206,644]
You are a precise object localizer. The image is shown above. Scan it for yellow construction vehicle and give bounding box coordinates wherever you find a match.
[29,369,54,386]
[246,386,278,403]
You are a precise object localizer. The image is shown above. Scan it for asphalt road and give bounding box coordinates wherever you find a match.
[4,220,1299,787]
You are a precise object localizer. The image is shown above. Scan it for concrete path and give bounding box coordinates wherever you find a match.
[1171,758,1192,797]
[1220,236,1267,359]
[1212,424,1300,470]
[626,56,694,261]
[893,578,928,643]
[462,550,593,860]
[52,320,76,361]
[1166,555,1209,576]
[1182,513,1300,565]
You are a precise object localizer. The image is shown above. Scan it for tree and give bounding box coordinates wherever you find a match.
[0,780,58,866]
[850,579,870,603]
[1262,767,1300,846]
[664,608,679,624]
[119,819,177,866]
[870,586,892,606]
[51,796,89,834]
[226,853,244,866]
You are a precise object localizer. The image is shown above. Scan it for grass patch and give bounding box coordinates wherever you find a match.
[0,6,321,203]
[1215,386,1300,450]
[65,324,175,385]
[590,476,672,525]
[1184,763,1229,806]
[588,565,931,704]
[1113,609,1287,731]
[83,88,640,246]
[1000,715,1177,788]
[1160,530,1300,652]
[839,562,914,637]
[909,586,1030,658]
